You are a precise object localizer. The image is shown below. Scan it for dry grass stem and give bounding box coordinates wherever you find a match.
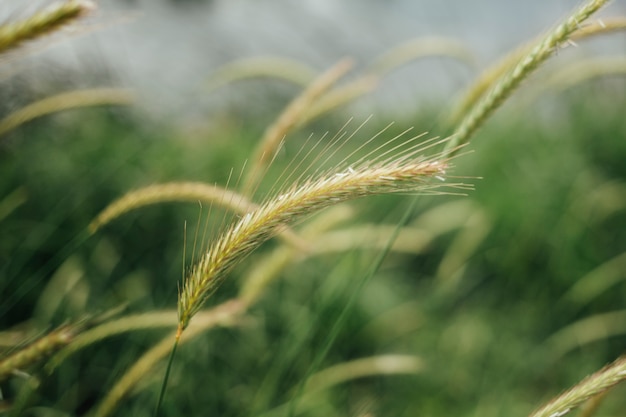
[447,0,609,152]
[90,182,256,233]
[309,199,486,257]
[310,224,433,255]
[0,0,95,56]
[537,56,626,93]
[0,324,77,383]
[367,36,475,76]
[522,56,626,106]
[259,355,424,417]
[446,1,615,130]
[570,16,626,40]
[578,391,608,417]
[92,300,245,417]
[89,181,309,250]
[545,310,626,360]
[0,88,134,137]
[297,76,379,127]
[304,354,424,393]
[179,133,467,332]
[206,56,317,92]
[563,251,626,307]
[47,311,179,372]
[242,58,354,194]
[434,208,490,287]
[528,355,626,417]
[295,37,476,129]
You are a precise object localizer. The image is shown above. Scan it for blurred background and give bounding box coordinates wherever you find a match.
[5,0,626,120]
[0,1,625,416]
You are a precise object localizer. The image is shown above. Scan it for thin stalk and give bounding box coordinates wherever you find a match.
[0,88,133,137]
[90,181,310,250]
[153,337,179,417]
[92,300,245,417]
[206,56,316,91]
[366,36,475,76]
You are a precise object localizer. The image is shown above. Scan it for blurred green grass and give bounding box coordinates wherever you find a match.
[0,80,625,416]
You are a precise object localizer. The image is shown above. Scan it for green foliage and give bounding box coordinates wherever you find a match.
[1,90,625,415]
[1,1,625,416]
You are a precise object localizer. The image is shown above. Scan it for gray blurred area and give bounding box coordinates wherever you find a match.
[2,0,625,122]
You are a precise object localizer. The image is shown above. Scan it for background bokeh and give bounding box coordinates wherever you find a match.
[0,1,625,416]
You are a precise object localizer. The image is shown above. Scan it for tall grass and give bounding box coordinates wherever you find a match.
[1,0,625,416]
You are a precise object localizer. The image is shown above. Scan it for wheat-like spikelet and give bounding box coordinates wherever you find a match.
[0,0,94,56]
[446,0,609,152]
[448,17,626,127]
[242,58,354,194]
[0,88,134,137]
[528,355,626,417]
[239,205,354,305]
[0,324,77,382]
[449,0,612,133]
[446,42,533,128]
[178,133,467,333]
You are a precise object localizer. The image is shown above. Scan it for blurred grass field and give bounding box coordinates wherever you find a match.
[1,76,625,416]
[1,1,626,415]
